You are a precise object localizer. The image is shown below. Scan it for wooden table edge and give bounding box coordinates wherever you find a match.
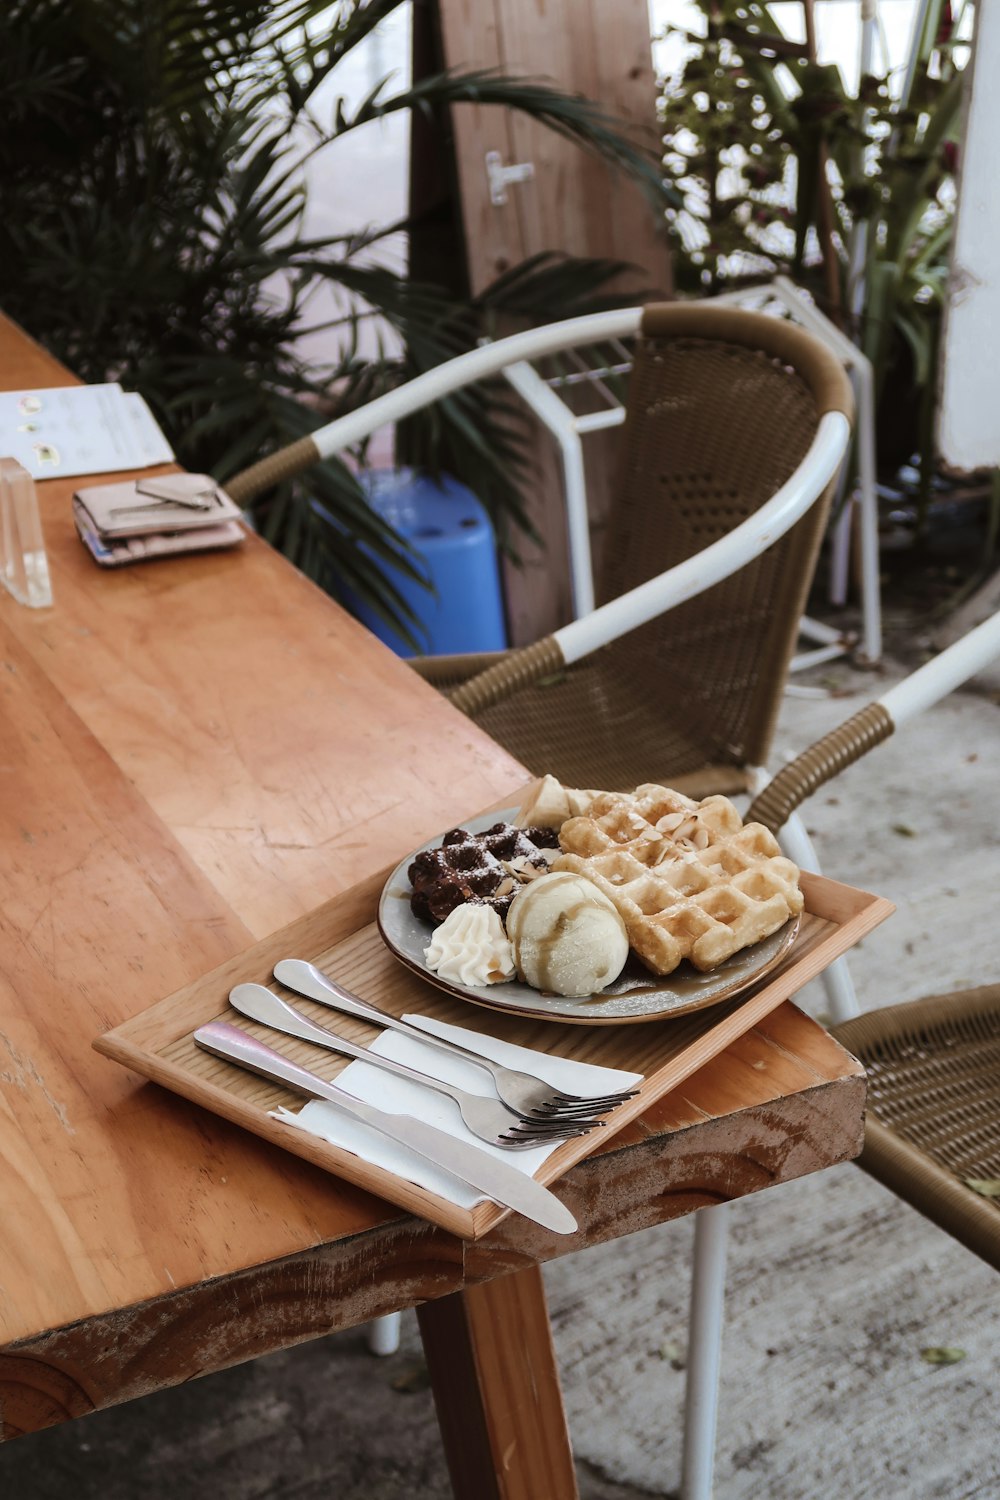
[0,1006,866,1445]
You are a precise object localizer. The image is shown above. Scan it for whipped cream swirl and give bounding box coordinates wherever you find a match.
[423,903,516,987]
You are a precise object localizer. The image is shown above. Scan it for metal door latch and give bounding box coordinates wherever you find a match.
[486,150,535,206]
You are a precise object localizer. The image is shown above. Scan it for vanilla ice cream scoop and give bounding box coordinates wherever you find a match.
[505,872,630,997]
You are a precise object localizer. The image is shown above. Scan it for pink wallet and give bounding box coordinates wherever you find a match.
[73,474,245,568]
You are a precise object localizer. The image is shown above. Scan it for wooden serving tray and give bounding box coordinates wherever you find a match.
[95,864,893,1240]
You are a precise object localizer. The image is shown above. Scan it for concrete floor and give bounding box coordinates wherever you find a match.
[4,610,999,1499]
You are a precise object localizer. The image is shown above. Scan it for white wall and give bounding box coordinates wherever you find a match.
[938,3,1000,470]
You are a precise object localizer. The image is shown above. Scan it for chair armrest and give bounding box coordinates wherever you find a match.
[747,607,1000,832]
[409,651,508,690]
[225,310,645,504]
[226,436,321,505]
[745,704,894,832]
[435,409,851,722]
[446,637,566,716]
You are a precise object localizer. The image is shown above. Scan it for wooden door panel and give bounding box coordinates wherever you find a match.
[438,0,671,295]
[435,0,672,643]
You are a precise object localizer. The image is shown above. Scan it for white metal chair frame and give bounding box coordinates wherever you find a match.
[685,605,1000,1499]
[292,305,850,1491]
[498,278,882,670]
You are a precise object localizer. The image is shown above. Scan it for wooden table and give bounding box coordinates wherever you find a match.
[0,316,866,1498]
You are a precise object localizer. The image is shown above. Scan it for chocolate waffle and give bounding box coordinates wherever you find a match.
[408,822,559,926]
[554,785,802,974]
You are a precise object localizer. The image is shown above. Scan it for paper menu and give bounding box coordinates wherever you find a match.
[0,384,174,479]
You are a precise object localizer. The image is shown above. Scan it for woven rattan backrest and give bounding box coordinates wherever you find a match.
[593,303,851,770]
[415,304,852,792]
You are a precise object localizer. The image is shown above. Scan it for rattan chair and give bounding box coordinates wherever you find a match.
[832,986,1000,1272]
[408,302,854,798]
[229,296,860,1081]
[741,608,1000,1277]
[228,307,853,801]
[630,607,1000,1499]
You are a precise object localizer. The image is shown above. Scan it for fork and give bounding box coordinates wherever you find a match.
[273,958,640,1120]
[228,984,597,1150]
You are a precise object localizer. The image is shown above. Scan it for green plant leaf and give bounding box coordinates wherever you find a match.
[965,1179,1000,1199]
[0,0,666,638]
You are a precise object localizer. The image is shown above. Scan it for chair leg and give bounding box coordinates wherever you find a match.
[778,812,861,1024]
[828,496,853,607]
[366,1312,402,1356]
[681,1204,729,1500]
[777,806,821,874]
[677,804,855,1500]
[818,955,860,1025]
[854,362,882,664]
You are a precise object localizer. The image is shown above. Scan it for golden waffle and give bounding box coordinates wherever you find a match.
[553,785,802,974]
[558,785,745,864]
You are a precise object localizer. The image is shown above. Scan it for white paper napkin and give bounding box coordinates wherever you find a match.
[272,1021,643,1210]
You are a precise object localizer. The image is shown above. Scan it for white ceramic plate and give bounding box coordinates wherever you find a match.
[377,810,801,1025]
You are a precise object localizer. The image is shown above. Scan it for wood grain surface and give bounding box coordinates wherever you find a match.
[0,311,525,1346]
[0,317,530,932]
[418,1266,578,1500]
[0,315,869,1472]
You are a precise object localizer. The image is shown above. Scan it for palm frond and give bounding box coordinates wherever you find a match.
[306,65,678,211]
[1,0,670,637]
[477,250,652,321]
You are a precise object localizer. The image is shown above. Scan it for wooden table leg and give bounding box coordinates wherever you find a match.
[417,1265,579,1500]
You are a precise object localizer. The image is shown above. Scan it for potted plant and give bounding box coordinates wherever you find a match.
[658,0,968,525]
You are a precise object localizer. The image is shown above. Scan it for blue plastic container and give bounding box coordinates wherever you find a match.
[351,468,508,658]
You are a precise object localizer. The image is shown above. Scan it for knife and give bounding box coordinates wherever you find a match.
[193,1021,577,1236]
